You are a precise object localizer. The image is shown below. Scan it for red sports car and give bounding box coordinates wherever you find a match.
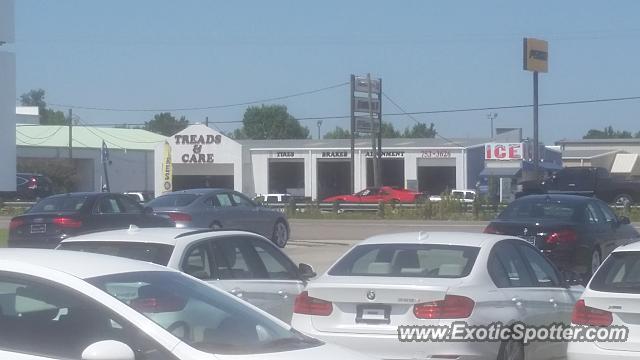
[322,186,424,203]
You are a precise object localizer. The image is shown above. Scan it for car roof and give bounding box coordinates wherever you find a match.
[358,231,513,247]
[161,188,230,196]
[60,227,266,246]
[44,192,107,198]
[613,241,640,253]
[0,249,169,279]
[514,194,594,203]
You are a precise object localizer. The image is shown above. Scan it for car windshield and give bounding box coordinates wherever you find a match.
[148,194,198,207]
[590,252,640,294]
[57,241,174,266]
[29,196,87,213]
[328,243,479,278]
[88,271,322,355]
[498,199,580,221]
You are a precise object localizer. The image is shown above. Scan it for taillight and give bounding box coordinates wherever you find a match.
[9,218,24,231]
[572,300,613,326]
[545,229,577,245]
[28,177,37,190]
[52,217,83,228]
[293,291,333,316]
[483,225,499,234]
[413,295,475,319]
[167,213,192,222]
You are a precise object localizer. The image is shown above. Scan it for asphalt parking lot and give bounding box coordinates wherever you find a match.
[284,219,488,273]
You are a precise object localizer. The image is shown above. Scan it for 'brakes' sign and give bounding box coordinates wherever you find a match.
[485,143,524,160]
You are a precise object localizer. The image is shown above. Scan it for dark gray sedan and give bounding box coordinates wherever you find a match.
[146,188,290,247]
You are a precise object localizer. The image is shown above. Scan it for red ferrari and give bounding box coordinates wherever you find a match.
[322,186,424,203]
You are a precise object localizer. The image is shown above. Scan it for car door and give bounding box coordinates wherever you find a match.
[489,240,555,360]
[205,192,239,229]
[90,194,130,230]
[230,191,269,235]
[208,235,303,323]
[597,200,639,248]
[585,201,617,259]
[114,194,147,225]
[514,242,577,359]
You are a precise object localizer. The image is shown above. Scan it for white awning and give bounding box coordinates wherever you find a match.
[611,153,639,174]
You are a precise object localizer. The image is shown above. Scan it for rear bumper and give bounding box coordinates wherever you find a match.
[568,342,640,359]
[292,316,498,360]
[8,235,65,249]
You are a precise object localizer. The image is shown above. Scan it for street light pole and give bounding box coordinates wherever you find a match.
[317,120,323,139]
[487,112,498,138]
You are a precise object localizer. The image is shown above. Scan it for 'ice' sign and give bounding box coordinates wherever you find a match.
[485,143,524,161]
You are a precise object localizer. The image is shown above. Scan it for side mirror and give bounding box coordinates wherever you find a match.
[82,340,135,360]
[299,263,316,280]
[619,216,631,225]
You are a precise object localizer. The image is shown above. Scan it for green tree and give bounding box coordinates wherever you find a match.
[237,105,309,139]
[323,126,353,139]
[583,126,633,139]
[380,121,401,138]
[144,112,189,136]
[403,122,437,138]
[19,88,68,125]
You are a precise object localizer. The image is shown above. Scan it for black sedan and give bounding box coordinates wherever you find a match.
[9,192,174,248]
[485,194,639,280]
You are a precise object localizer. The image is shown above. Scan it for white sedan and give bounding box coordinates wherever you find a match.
[0,249,372,360]
[57,227,314,323]
[567,241,640,359]
[291,232,584,360]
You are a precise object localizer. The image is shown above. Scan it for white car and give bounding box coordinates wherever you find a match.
[292,232,583,360]
[0,249,372,360]
[429,189,476,203]
[57,227,315,323]
[567,241,640,359]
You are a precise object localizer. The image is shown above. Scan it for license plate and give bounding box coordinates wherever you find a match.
[356,304,390,324]
[523,236,536,245]
[30,224,46,234]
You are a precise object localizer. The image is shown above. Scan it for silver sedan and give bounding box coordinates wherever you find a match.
[146,188,290,247]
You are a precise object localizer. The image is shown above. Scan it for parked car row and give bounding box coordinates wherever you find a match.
[4,192,640,360]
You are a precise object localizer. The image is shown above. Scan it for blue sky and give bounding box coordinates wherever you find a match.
[13,0,640,143]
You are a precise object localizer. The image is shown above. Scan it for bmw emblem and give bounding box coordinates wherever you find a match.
[366,290,376,301]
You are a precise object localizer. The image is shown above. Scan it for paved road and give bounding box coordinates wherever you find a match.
[283,219,488,274]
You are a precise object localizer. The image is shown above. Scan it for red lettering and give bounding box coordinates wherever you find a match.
[508,145,521,159]
[494,145,506,159]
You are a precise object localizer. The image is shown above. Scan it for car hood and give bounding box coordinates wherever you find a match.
[322,195,351,202]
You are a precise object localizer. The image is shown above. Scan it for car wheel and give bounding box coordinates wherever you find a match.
[210,221,222,229]
[272,220,289,248]
[614,194,633,206]
[590,247,602,277]
[497,340,524,360]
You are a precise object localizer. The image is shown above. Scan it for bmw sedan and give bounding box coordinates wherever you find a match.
[291,232,583,360]
[147,189,290,247]
[0,249,372,360]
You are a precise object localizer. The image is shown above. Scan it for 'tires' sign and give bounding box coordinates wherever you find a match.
[485,143,524,160]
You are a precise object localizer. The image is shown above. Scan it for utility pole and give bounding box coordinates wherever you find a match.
[68,109,73,160]
[349,75,355,193]
[487,112,498,138]
[376,78,383,188]
[533,71,539,175]
[368,73,380,188]
[316,120,323,139]
[205,116,209,127]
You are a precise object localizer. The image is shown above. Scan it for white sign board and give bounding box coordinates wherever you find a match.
[354,77,381,93]
[353,97,380,113]
[485,143,524,161]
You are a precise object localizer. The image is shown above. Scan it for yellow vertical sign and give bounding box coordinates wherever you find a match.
[162,141,173,194]
[523,38,548,73]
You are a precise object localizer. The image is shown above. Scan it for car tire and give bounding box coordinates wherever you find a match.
[272,220,289,248]
[590,247,602,278]
[614,194,633,206]
[210,221,222,229]
[497,339,524,360]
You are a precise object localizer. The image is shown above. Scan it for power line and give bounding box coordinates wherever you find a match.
[49,82,349,112]
[16,126,65,140]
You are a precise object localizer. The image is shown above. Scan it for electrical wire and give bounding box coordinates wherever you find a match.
[49,82,349,112]
[16,126,64,140]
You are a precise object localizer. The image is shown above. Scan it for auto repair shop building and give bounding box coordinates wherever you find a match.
[154,124,504,200]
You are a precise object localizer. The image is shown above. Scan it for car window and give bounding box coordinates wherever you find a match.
[182,243,213,280]
[250,239,299,280]
[516,244,560,287]
[597,201,617,223]
[0,272,175,360]
[231,192,255,207]
[590,252,640,293]
[328,243,479,278]
[585,203,604,224]
[148,194,198,207]
[96,196,123,214]
[57,241,174,266]
[491,242,535,287]
[29,196,87,213]
[212,239,266,279]
[499,199,579,221]
[117,195,144,214]
[266,195,278,203]
[487,253,511,288]
[465,192,475,200]
[215,193,234,207]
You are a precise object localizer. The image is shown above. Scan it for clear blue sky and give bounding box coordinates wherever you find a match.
[13,0,640,143]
